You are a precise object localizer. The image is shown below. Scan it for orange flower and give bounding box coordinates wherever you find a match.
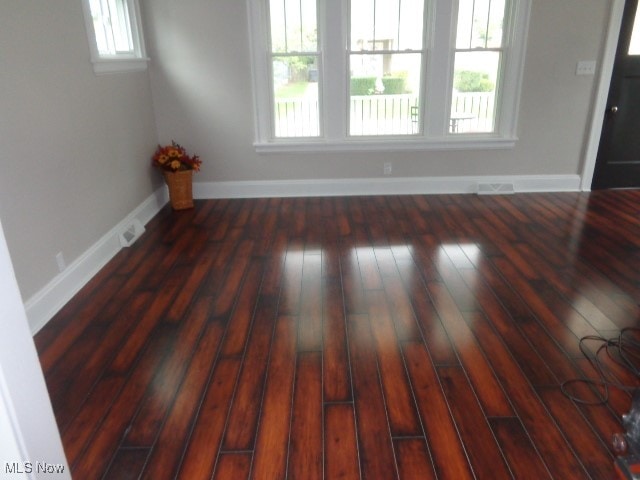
[151,141,202,173]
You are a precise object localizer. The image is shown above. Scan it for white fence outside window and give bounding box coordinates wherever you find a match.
[274,92,495,137]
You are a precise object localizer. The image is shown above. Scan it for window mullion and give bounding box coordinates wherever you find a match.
[283,0,288,52]
[322,0,347,140]
[425,0,455,137]
[497,0,531,137]
[299,0,304,51]
[469,0,475,48]
[397,0,402,48]
[485,0,492,49]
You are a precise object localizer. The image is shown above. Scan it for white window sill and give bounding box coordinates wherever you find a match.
[91,57,150,75]
[254,135,518,154]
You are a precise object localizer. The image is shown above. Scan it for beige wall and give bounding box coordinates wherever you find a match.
[143,0,608,182]
[0,1,158,300]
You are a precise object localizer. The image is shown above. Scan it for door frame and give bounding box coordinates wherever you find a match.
[581,0,627,190]
[0,218,70,478]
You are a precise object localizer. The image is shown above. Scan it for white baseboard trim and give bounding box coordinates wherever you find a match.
[25,187,168,335]
[193,174,582,199]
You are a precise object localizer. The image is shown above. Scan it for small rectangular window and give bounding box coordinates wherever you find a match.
[90,0,135,56]
[82,0,148,74]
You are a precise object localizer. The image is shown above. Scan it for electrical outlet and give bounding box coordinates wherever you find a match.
[384,162,392,175]
[55,252,66,272]
[576,60,596,76]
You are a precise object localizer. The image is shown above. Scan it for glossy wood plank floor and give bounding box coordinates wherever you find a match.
[35,191,640,479]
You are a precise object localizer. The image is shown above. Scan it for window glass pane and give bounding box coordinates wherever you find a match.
[299,0,317,50]
[398,0,425,50]
[90,0,112,55]
[110,0,134,53]
[471,0,490,48]
[456,0,505,49]
[349,53,421,135]
[629,4,640,55]
[374,0,399,50]
[351,0,424,51]
[456,0,474,48]
[90,0,134,55]
[270,0,317,53]
[351,0,376,50]
[269,0,287,52]
[450,51,499,133]
[486,0,506,48]
[272,56,320,137]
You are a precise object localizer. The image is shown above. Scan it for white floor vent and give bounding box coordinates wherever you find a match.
[477,183,515,195]
[119,219,145,247]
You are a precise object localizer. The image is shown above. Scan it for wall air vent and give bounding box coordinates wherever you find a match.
[477,183,515,195]
[119,219,145,247]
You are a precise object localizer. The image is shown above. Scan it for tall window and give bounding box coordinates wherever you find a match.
[249,0,531,150]
[269,0,320,137]
[82,0,148,74]
[349,0,425,136]
[451,0,506,134]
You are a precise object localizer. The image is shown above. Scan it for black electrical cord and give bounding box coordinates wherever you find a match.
[561,328,640,406]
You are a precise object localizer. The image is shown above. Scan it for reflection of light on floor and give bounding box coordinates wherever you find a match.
[567,283,638,334]
[281,249,304,309]
[282,249,324,282]
[459,243,481,266]
[282,249,304,267]
[566,194,589,259]
[435,243,482,319]
[570,294,618,332]
[389,244,414,261]
[350,245,415,264]
[436,243,481,269]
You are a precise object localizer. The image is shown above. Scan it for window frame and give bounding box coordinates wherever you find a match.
[81,0,149,74]
[247,0,531,152]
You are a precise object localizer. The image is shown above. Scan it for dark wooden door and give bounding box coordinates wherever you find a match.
[592,0,640,189]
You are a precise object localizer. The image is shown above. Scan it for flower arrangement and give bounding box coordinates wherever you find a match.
[152,141,202,172]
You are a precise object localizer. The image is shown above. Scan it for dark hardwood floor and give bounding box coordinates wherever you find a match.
[34,190,640,479]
